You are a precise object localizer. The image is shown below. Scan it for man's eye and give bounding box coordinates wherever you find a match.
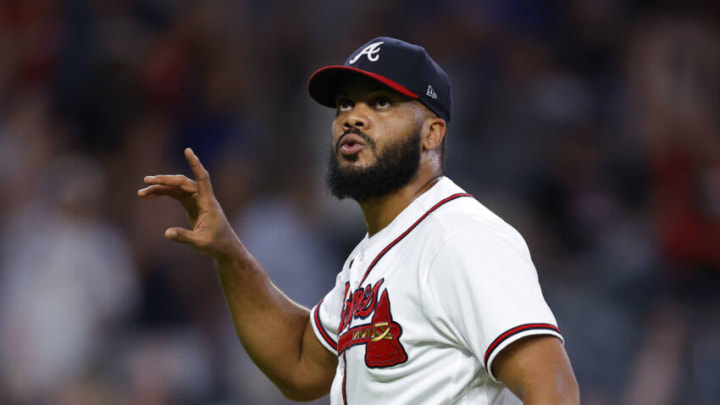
[338,99,353,111]
[375,97,391,109]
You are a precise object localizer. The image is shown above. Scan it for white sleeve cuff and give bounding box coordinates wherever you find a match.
[310,301,338,355]
[484,323,564,383]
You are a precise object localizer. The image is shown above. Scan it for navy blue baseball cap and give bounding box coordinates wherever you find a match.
[308,37,452,122]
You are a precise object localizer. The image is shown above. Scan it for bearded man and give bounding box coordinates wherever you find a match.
[139,37,579,404]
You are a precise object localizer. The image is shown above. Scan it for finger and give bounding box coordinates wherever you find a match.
[164,227,200,245]
[139,180,197,195]
[138,184,195,199]
[144,175,198,192]
[184,148,213,197]
[144,174,181,184]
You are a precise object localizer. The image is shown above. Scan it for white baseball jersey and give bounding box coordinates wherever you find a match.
[311,177,563,404]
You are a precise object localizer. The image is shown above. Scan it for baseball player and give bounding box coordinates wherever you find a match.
[139,37,579,404]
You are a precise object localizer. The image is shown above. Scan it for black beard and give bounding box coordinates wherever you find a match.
[325,127,421,202]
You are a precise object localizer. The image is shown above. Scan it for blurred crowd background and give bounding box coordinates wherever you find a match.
[1,0,719,404]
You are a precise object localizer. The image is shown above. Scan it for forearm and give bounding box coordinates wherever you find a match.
[215,244,312,393]
[139,150,334,398]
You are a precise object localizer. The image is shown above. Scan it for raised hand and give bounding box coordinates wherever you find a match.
[138,148,242,260]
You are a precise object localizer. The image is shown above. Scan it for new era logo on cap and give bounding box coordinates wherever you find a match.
[427,85,437,99]
[308,36,452,122]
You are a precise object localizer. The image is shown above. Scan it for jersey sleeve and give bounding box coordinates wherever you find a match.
[422,224,563,383]
[310,272,346,356]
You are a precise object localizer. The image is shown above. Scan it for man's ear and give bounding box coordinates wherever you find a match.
[422,117,447,152]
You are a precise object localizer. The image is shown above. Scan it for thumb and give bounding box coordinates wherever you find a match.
[164,227,199,245]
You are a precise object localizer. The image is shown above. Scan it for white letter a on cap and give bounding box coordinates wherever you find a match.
[349,41,384,64]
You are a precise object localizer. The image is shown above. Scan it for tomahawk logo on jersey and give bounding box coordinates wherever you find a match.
[336,279,408,368]
[311,177,563,404]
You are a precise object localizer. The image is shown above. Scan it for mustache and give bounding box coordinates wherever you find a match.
[335,128,375,154]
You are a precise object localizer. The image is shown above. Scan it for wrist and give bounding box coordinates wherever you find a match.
[214,235,247,266]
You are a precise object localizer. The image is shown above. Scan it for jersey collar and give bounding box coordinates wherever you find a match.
[363,176,465,246]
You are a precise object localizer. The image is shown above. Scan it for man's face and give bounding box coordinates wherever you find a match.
[325,76,427,202]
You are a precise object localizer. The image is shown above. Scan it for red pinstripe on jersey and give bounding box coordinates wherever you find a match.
[342,352,348,405]
[358,193,472,285]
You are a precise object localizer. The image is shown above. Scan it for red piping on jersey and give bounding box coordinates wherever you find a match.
[483,323,562,368]
[342,352,348,405]
[359,192,472,286]
[313,300,338,351]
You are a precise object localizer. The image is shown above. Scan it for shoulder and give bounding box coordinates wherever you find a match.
[421,192,531,259]
[414,192,540,292]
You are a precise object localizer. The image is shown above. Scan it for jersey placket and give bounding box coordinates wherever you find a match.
[339,192,473,403]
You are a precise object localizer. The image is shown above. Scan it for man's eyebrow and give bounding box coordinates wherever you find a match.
[333,86,408,107]
[334,93,349,105]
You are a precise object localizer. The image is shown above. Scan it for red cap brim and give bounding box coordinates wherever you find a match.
[308,65,418,108]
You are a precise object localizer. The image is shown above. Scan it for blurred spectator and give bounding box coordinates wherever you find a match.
[223,161,339,404]
[0,156,138,402]
[623,14,720,404]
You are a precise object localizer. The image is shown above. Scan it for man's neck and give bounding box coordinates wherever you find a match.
[359,173,442,236]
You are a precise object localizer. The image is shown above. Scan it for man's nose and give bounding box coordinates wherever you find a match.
[343,104,370,129]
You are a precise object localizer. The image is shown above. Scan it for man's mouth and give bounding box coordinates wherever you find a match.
[338,133,367,156]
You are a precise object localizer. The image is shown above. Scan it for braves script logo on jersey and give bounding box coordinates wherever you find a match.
[348,41,384,64]
[337,279,408,368]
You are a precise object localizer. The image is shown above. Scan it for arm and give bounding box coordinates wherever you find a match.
[493,335,580,405]
[138,148,337,400]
